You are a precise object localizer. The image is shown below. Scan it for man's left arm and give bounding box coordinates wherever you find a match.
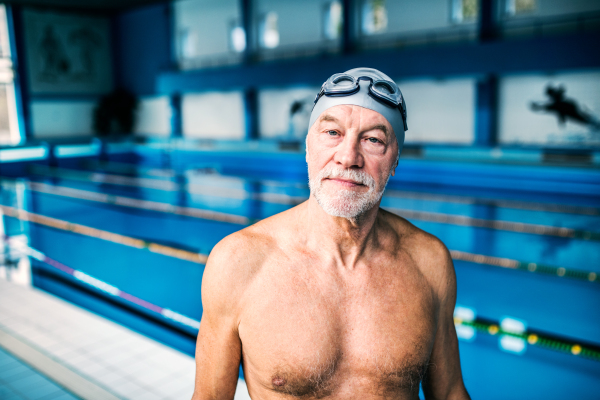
[422,245,470,400]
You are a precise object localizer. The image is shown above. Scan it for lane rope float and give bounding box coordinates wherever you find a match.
[4,180,598,284]
[29,165,600,241]
[454,316,600,362]
[0,205,208,264]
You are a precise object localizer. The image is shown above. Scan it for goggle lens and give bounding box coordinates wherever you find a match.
[332,75,355,86]
[372,80,396,96]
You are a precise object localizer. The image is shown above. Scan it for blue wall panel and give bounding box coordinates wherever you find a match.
[113,2,171,96]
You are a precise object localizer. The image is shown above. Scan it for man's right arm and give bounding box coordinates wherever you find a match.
[191,235,247,400]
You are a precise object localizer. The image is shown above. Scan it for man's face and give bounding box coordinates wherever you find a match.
[306,104,399,220]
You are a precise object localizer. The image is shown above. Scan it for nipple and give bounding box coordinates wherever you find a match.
[272,377,287,387]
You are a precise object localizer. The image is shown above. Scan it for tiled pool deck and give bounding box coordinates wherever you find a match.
[0,278,250,399]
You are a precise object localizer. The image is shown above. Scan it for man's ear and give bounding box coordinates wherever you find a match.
[305,134,310,162]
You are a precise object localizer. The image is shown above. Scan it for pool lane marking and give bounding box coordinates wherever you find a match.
[9,178,600,284]
[80,161,600,216]
[9,239,201,330]
[83,160,178,178]
[2,185,598,285]
[12,238,600,363]
[29,164,304,203]
[0,205,209,264]
[28,166,600,241]
[384,207,600,241]
[384,189,600,216]
[25,181,250,225]
[10,177,600,283]
[82,160,303,190]
[449,250,598,283]
[21,176,600,242]
[453,317,600,362]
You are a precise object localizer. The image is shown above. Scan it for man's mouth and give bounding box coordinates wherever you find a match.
[325,177,365,187]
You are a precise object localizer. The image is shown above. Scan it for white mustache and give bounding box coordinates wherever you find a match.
[318,167,376,188]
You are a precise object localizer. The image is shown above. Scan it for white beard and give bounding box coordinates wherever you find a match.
[309,166,389,220]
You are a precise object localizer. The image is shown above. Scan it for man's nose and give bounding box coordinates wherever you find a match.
[333,136,363,169]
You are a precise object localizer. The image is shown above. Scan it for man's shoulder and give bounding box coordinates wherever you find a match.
[380,209,454,292]
[381,209,448,255]
[206,222,272,279]
[204,207,298,290]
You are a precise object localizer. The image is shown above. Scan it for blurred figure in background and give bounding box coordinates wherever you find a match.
[531,84,600,131]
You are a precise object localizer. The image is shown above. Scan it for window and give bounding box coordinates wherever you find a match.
[505,0,536,16]
[362,0,388,35]
[0,5,20,145]
[178,28,198,60]
[452,0,479,23]
[229,21,246,53]
[323,1,343,40]
[259,12,279,49]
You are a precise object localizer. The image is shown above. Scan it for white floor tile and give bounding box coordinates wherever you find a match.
[0,279,203,400]
[111,379,148,398]
[95,370,129,387]
[234,379,251,400]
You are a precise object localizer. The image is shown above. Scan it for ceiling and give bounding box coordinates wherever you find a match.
[4,0,167,12]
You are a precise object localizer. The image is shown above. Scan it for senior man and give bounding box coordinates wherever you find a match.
[192,68,470,400]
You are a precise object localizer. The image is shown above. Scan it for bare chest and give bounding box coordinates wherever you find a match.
[239,259,438,398]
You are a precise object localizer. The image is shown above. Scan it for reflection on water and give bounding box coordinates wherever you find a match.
[0,254,31,286]
[0,180,32,286]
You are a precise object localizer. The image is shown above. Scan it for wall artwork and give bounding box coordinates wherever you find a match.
[23,9,113,94]
[499,71,600,146]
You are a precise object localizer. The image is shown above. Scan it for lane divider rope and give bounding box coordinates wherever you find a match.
[83,160,178,179]
[384,207,600,241]
[384,189,600,216]
[29,165,600,241]
[454,317,600,362]
[81,161,600,216]
[6,180,598,284]
[0,205,208,264]
[30,164,303,203]
[449,250,598,283]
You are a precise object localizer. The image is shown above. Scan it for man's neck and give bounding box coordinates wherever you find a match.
[301,197,382,270]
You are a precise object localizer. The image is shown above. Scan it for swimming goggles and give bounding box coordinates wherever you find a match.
[313,73,408,131]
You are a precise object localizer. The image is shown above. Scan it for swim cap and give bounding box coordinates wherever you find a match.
[309,67,407,153]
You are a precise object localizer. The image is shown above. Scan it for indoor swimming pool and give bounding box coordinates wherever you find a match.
[0,149,599,400]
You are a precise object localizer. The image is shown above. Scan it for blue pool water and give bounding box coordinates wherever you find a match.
[1,157,599,400]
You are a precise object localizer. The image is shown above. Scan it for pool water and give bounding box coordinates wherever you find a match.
[1,160,599,400]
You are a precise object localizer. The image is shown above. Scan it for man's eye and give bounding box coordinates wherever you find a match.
[327,130,338,136]
[368,137,381,144]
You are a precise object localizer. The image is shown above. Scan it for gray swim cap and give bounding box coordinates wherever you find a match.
[309,67,406,154]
